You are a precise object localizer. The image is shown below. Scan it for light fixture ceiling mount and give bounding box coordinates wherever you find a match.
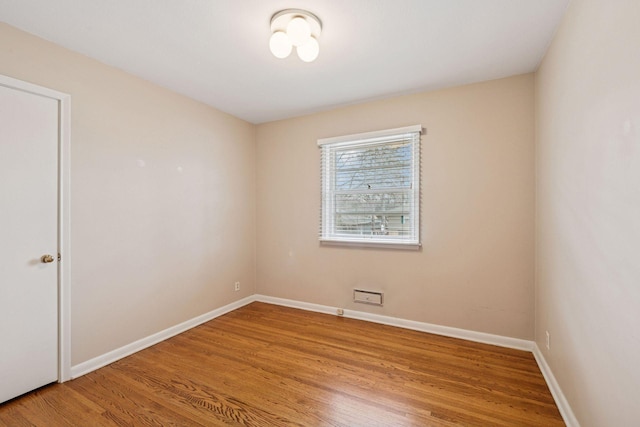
[269,9,322,62]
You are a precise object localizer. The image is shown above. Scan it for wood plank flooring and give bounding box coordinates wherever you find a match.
[0,302,564,426]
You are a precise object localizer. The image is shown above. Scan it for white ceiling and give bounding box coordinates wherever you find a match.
[0,0,569,124]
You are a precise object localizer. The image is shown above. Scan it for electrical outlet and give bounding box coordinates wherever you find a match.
[545,330,550,350]
[234,281,240,291]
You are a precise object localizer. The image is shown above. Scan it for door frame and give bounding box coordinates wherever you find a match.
[0,74,71,382]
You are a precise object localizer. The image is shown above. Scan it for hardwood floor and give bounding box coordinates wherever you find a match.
[0,302,564,426]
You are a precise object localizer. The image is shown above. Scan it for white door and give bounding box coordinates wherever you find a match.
[0,82,59,403]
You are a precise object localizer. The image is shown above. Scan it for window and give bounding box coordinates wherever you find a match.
[318,125,422,248]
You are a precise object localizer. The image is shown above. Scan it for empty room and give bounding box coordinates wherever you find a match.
[1,0,638,425]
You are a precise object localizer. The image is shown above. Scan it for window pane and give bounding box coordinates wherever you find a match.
[334,192,411,214]
[335,214,412,236]
[335,143,412,190]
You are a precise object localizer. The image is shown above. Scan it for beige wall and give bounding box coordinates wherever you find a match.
[535,0,640,425]
[0,24,256,365]
[256,74,535,339]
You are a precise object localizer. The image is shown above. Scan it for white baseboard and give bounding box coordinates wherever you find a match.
[69,293,576,427]
[70,295,255,379]
[532,344,580,427]
[254,294,533,351]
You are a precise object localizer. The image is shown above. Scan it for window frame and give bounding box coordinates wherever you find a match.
[318,125,423,249]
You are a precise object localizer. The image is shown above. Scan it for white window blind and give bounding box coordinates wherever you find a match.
[318,125,422,248]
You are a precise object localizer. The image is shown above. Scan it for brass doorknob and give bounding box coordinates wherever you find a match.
[41,254,55,263]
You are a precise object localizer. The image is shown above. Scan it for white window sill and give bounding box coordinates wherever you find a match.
[319,238,421,250]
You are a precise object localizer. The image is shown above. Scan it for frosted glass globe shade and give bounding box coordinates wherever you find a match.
[286,17,311,47]
[296,36,319,62]
[269,31,292,59]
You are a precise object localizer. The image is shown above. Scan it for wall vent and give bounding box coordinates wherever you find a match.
[353,289,383,306]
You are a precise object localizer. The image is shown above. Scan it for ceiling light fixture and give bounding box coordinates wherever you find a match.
[269,9,322,63]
